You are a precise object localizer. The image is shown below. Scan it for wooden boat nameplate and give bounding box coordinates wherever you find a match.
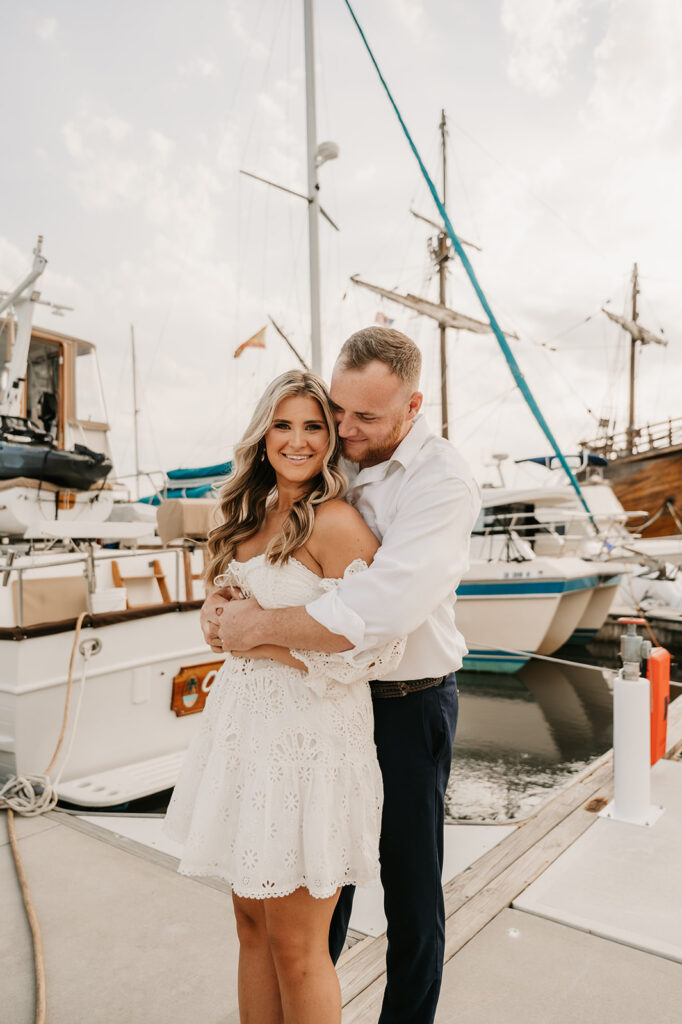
[171,660,224,717]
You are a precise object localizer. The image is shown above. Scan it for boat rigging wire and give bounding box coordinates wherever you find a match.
[467,641,616,677]
[545,311,599,344]
[342,0,596,527]
[445,121,610,266]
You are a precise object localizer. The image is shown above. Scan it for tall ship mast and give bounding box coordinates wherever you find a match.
[352,109,501,439]
[580,264,681,538]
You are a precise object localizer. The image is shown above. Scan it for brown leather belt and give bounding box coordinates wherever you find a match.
[369,676,445,699]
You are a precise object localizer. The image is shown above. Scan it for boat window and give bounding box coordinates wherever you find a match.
[0,319,11,401]
[26,339,60,438]
[0,318,10,365]
[76,348,107,423]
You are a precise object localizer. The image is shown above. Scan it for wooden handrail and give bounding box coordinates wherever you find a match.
[582,415,682,458]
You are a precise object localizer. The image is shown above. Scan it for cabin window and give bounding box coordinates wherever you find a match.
[26,339,61,438]
[0,318,11,365]
[75,348,107,423]
[0,319,11,401]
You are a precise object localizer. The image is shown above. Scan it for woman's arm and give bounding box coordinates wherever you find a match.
[206,501,381,655]
[231,644,307,671]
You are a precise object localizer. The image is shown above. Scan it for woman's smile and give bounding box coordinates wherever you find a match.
[264,394,330,489]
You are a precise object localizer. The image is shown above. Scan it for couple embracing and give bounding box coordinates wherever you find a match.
[163,326,480,1024]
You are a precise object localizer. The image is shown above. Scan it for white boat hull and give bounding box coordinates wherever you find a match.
[459,558,620,673]
[0,608,221,806]
[0,478,114,537]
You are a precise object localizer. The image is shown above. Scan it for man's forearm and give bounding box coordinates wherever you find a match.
[250,604,352,653]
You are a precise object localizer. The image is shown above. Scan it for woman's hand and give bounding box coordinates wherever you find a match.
[200,586,244,653]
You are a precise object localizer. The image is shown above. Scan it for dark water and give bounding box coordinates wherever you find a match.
[80,652,680,823]
[446,657,617,823]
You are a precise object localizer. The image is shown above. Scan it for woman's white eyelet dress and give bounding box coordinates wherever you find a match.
[163,555,405,900]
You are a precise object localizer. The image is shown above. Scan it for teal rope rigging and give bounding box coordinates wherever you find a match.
[342,0,596,526]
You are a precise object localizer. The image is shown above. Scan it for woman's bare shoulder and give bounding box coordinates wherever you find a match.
[308,499,378,573]
[313,498,365,529]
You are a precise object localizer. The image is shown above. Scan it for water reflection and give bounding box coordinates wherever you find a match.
[446,659,614,823]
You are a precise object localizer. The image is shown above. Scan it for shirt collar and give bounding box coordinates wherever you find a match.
[342,413,431,488]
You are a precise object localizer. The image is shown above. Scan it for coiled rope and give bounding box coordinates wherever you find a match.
[0,611,90,1024]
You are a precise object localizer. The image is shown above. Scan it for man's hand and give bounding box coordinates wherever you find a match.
[200,587,243,653]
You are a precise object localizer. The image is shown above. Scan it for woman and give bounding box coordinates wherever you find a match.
[164,370,404,1024]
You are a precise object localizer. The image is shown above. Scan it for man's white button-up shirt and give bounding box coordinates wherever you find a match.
[306,414,481,681]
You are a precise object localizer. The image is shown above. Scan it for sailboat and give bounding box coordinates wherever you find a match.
[580,264,680,539]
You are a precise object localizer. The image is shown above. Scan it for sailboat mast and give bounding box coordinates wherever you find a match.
[627,262,639,454]
[437,109,449,439]
[130,324,141,500]
[303,0,322,374]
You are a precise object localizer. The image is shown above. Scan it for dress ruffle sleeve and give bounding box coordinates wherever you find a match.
[213,562,252,597]
[291,559,406,693]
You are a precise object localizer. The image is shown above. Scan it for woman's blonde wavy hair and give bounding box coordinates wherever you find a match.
[205,370,346,584]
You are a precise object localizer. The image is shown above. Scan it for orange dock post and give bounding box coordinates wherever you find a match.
[648,647,670,765]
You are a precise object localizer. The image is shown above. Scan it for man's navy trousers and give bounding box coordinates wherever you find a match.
[329,673,459,1024]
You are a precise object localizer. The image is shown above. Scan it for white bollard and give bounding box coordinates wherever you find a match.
[602,619,664,828]
[613,669,652,823]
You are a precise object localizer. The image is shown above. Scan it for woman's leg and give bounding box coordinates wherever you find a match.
[232,893,284,1024]
[265,886,341,1024]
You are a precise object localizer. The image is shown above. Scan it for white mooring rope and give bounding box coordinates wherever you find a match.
[0,611,91,1024]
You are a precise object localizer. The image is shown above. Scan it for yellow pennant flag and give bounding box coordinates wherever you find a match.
[234,326,266,358]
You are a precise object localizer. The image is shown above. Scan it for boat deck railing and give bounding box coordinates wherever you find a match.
[474,507,644,537]
[581,415,682,459]
[1,545,192,628]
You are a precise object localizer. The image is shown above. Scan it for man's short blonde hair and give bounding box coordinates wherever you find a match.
[337,326,422,390]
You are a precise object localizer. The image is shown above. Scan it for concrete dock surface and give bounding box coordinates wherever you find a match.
[3,697,682,1023]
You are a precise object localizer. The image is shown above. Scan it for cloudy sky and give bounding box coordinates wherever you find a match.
[1,0,680,488]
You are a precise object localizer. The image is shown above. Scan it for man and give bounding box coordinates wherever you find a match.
[202,326,480,1024]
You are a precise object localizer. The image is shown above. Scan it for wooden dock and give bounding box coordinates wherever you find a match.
[2,698,682,1023]
[339,695,682,1022]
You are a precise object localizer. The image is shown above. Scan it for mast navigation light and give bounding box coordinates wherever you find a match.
[316,141,339,168]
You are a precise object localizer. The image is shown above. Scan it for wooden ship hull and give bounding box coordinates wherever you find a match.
[601,443,682,538]
[582,417,682,540]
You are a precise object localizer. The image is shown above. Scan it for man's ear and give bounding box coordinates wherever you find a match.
[407,392,423,419]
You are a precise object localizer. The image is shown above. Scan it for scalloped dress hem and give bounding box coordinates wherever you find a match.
[174,863,379,901]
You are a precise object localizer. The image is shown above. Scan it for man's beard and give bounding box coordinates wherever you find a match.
[341,415,405,466]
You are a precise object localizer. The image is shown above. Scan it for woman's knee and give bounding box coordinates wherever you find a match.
[266,919,326,982]
[232,895,268,949]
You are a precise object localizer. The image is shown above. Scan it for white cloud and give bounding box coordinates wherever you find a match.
[392,0,425,34]
[36,17,57,42]
[585,0,682,140]
[501,0,588,95]
[62,112,140,208]
[61,109,211,226]
[226,3,270,62]
[148,130,175,164]
[179,56,221,80]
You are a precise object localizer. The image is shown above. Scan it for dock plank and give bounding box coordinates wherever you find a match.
[339,756,612,1010]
